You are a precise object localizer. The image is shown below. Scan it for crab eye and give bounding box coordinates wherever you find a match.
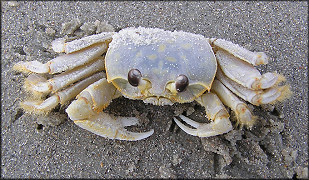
[128,69,142,87]
[175,74,189,92]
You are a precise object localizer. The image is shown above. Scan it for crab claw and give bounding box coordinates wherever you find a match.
[174,111,232,137]
[73,113,154,141]
[174,92,233,138]
[66,78,154,141]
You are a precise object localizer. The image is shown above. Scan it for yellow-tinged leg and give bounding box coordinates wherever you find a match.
[215,49,280,90]
[211,80,256,128]
[174,92,232,137]
[66,78,154,141]
[216,67,290,106]
[20,72,105,114]
[208,38,269,66]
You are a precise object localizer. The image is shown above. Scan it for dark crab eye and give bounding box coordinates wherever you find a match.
[175,74,189,92]
[128,69,142,87]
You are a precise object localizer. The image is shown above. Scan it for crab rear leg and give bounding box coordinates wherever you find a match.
[13,32,113,74]
[52,32,114,54]
[66,78,154,141]
[23,57,105,95]
[174,92,232,137]
[21,72,105,113]
[216,67,289,105]
[208,38,268,66]
[215,49,282,90]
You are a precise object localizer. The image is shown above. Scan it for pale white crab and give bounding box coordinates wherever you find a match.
[14,27,290,141]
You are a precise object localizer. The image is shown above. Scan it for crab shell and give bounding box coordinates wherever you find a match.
[105,27,217,105]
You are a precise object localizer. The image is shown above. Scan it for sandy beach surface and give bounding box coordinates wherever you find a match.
[1,1,308,178]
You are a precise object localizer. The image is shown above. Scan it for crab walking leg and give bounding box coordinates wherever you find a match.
[52,32,114,53]
[25,57,105,94]
[174,93,232,137]
[212,80,256,127]
[66,78,154,141]
[216,67,285,105]
[13,43,108,74]
[216,49,281,90]
[21,72,105,113]
[208,38,268,65]
[23,73,49,97]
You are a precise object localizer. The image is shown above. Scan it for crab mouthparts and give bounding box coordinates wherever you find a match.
[143,96,174,106]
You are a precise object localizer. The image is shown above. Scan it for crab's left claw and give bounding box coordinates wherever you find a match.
[174,93,232,137]
[73,113,154,141]
[66,78,154,141]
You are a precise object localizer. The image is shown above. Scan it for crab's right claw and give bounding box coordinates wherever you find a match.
[174,93,232,137]
[66,78,153,141]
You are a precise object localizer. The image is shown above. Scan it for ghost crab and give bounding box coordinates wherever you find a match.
[13,27,291,141]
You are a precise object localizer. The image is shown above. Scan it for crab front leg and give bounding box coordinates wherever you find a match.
[66,78,154,141]
[212,79,256,127]
[174,92,232,137]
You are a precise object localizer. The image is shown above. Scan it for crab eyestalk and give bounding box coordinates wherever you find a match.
[138,79,152,97]
[165,82,178,95]
[166,74,189,95]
